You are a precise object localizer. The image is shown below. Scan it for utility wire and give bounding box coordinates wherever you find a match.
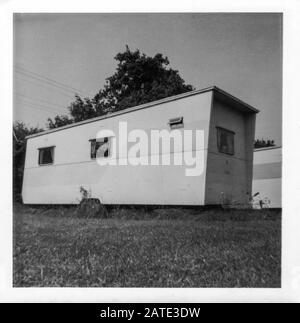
[15,95,62,111]
[14,64,92,96]
[15,93,69,111]
[15,69,82,96]
[13,130,19,142]
[14,65,93,97]
[15,97,63,114]
[14,73,76,99]
[19,104,59,114]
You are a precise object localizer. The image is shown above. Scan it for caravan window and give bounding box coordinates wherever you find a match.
[216,127,235,155]
[90,137,110,159]
[38,146,55,165]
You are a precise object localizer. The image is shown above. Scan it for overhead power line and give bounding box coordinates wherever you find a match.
[13,130,20,142]
[15,69,84,96]
[14,73,76,99]
[14,65,94,97]
[15,93,69,111]
[15,64,92,96]
[15,97,63,114]
[19,104,59,115]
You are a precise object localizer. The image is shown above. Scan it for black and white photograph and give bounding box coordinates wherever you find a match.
[1,0,300,305]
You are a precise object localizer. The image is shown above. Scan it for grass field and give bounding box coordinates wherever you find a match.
[13,205,281,287]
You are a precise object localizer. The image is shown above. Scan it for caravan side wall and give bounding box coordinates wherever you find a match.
[204,97,256,205]
[252,147,282,208]
[22,92,213,205]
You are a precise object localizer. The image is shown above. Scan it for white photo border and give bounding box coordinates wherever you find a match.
[1,0,299,303]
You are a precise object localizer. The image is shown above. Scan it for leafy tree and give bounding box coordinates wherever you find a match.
[254,138,275,149]
[47,114,73,129]
[13,122,43,202]
[47,46,194,128]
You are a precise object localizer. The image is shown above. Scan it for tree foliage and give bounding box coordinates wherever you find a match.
[47,114,73,129]
[13,122,44,202]
[47,46,194,128]
[254,139,275,149]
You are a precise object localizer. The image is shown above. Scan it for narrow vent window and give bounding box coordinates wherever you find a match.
[169,117,184,129]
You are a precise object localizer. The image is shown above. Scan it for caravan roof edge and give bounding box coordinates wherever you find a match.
[254,145,282,152]
[26,86,259,139]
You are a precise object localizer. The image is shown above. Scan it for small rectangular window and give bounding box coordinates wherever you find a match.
[217,127,235,155]
[169,117,184,129]
[38,146,54,165]
[90,137,110,159]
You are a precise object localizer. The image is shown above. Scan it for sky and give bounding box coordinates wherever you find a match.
[13,13,282,144]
